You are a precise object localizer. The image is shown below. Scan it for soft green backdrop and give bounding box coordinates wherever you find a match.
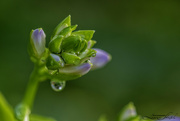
[0,0,180,121]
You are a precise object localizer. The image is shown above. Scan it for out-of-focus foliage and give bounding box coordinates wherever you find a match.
[0,93,16,121]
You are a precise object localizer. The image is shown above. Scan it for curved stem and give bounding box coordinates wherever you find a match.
[15,63,48,121]
[22,66,40,109]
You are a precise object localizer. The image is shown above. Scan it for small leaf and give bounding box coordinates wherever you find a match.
[0,92,16,121]
[51,15,71,39]
[49,35,64,53]
[30,114,56,121]
[118,102,137,121]
[72,30,95,41]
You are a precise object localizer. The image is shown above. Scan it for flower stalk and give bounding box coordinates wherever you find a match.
[15,15,111,121]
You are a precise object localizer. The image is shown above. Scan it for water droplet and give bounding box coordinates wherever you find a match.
[51,80,66,91]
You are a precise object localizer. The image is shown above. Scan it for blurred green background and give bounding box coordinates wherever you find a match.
[1,0,180,121]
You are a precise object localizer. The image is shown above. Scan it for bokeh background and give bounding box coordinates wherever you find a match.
[1,0,180,121]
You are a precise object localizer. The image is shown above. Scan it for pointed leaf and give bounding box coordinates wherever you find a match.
[51,15,71,39]
[0,92,16,121]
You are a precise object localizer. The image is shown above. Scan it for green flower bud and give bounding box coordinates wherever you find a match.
[72,30,95,41]
[29,28,46,58]
[46,53,64,69]
[61,52,80,65]
[51,15,71,39]
[48,35,63,53]
[61,35,81,52]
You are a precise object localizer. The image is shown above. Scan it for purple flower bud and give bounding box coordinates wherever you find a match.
[90,48,111,69]
[30,28,46,57]
[59,63,92,76]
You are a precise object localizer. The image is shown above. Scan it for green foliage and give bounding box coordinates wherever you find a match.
[0,92,17,121]
[97,103,154,121]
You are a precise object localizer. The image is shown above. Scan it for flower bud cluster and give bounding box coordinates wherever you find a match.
[29,15,111,81]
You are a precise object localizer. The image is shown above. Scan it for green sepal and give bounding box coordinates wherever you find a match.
[72,30,95,41]
[46,54,65,70]
[73,39,82,52]
[51,15,71,39]
[30,114,56,121]
[61,35,81,52]
[28,30,37,59]
[61,52,80,65]
[79,40,88,52]
[118,102,137,121]
[79,49,96,59]
[0,92,16,121]
[73,39,87,53]
[88,40,96,49]
[49,35,64,53]
[59,25,78,38]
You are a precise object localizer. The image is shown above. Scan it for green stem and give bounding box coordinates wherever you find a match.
[15,63,48,121]
[22,66,40,109]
